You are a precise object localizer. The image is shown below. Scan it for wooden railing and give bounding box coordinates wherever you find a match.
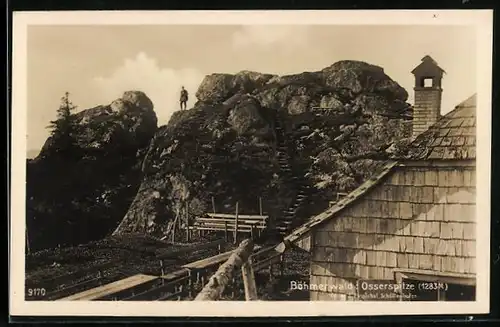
[194,239,256,301]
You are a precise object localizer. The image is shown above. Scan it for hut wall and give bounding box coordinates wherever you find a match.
[309,165,476,301]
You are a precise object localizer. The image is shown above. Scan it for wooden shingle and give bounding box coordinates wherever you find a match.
[405,94,476,161]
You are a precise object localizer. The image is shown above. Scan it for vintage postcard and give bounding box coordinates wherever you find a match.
[10,10,492,317]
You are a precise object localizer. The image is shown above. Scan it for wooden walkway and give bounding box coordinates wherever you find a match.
[57,274,159,301]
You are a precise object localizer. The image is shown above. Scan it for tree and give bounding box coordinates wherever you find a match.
[47,92,79,152]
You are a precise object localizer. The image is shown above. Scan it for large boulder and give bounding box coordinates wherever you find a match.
[321,60,409,101]
[26,91,158,251]
[195,71,275,104]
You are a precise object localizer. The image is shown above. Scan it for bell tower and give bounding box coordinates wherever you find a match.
[411,55,445,139]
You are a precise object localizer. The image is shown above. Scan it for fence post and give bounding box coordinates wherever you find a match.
[188,270,193,298]
[269,263,274,282]
[259,197,263,216]
[185,203,190,242]
[279,255,284,277]
[178,285,183,300]
[212,196,216,214]
[241,257,258,301]
[224,221,228,242]
[177,209,181,238]
[231,276,236,299]
[234,202,239,245]
[26,229,30,255]
[171,220,176,244]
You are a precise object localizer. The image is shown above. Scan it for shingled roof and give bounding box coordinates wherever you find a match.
[405,94,476,161]
[274,94,477,252]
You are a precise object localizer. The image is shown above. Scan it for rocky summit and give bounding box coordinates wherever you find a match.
[27,61,412,251]
[26,91,158,251]
[112,60,412,238]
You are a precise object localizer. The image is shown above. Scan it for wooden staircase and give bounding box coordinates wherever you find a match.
[273,112,312,235]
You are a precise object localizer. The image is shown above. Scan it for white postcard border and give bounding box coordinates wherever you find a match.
[10,9,493,317]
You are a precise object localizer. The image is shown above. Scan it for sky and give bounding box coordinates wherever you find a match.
[27,24,477,154]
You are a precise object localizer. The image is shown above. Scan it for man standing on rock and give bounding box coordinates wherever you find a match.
[180,86,188,110]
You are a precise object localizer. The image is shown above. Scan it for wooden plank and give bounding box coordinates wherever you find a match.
[193,223,263,230]
[207,213,268,219]
[241,257,258,301]
[157,288,187,301]
[44,269,128,300]
[196,217,266,224]
[156,239,225,260]
[182,251,234,270]
[190,226,254,233]
[123,275,190,301]
[194,239,254,301]
[182,245,262,271]
[57,274,159,301]
[159,268,189,281]
[194,223,265,230]
[194,219,265,227]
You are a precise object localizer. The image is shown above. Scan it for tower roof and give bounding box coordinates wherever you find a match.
[411,55,446,75]
[405,94,476,160]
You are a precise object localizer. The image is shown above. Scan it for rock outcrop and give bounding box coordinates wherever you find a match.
[113,61,412,236]
[26,91,158,251]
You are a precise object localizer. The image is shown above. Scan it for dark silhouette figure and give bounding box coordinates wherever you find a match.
[180,86,188,110]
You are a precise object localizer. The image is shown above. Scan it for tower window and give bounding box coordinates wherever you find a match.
[421,77,433,88]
